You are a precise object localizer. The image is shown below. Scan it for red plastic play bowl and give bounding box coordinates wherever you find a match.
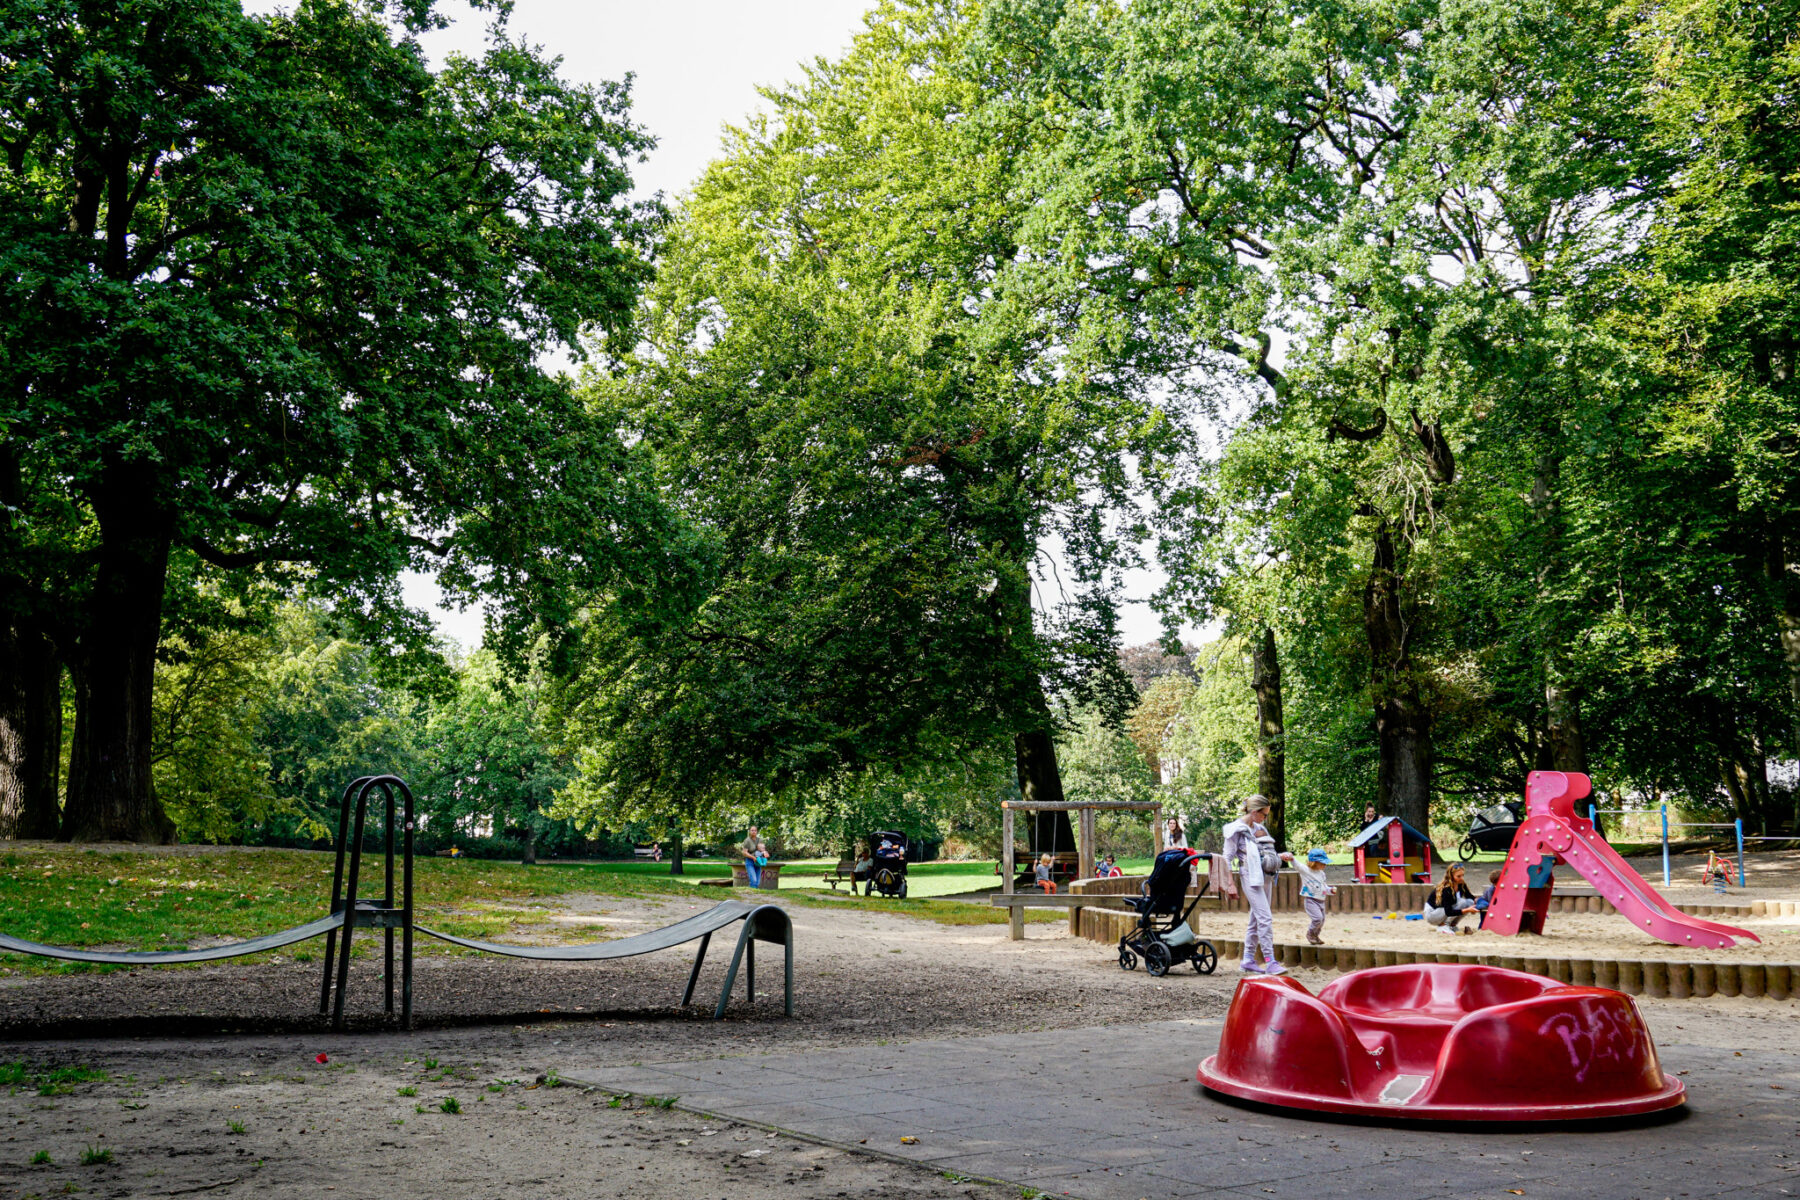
[1197,964,1684,1121]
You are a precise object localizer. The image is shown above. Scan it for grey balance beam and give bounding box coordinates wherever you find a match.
[417,900,793,1018]
[0,913,346,966]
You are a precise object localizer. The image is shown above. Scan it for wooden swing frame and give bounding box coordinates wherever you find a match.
[998,799,1166,940]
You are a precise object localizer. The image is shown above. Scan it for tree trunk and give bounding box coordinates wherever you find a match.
[0,618,63,839]
[1545,675,1587,775]
[520,820,537,865]
[1364,521,1433,834]
[59,468,175,844]
[1532,443,1589,779]
[1250,625,1287,851]
[1015,725,1066,807]
[1719,757,1750,825]
[1016,685,1075,875]
[991,514,1074,873]
[669,821,684,875]
[1773,530,1800,766]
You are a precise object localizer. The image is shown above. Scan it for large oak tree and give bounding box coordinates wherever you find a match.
[0,0,670,839]
[552,0,1181,836]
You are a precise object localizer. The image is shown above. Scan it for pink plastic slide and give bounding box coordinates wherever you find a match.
[1485,771,1759,949]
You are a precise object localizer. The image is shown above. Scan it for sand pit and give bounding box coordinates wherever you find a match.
[1191,904,1800,963]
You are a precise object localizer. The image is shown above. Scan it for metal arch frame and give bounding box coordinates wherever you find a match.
[317,775,415,1029]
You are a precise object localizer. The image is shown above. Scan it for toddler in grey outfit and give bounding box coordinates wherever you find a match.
[1296,849,1335,945]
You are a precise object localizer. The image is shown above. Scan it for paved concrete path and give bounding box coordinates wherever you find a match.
[564,1018,1800,1199]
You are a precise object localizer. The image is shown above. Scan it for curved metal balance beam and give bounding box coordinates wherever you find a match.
[0,913,345,965]
[0,773,793,1026]
[417,901,793,1019]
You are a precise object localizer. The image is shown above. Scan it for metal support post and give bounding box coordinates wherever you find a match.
[1661,804,1671,888]
[1736,818,1746,888]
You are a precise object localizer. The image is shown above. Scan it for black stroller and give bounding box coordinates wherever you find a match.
[1459,801,1524,861]
[868,830,908,898]
[1117,847,1217,976]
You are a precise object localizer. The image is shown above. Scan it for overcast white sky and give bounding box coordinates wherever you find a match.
[369,0,1186,650]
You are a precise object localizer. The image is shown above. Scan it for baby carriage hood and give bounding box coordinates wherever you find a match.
[1143,847,1200,914]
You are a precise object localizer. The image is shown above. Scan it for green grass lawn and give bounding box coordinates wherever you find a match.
[0,848,1055,975]
[546,856,1026,897]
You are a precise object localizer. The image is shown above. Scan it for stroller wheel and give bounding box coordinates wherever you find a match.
[1118,947,1138,971]
[898,880,907,899]
[1191,941,1217,975]
[1459,836,1477,862]
[1145,941,1172,977]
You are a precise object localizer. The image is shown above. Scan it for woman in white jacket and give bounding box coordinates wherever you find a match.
[1221,795,1292,975]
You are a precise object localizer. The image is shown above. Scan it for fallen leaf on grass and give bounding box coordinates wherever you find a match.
[1507,1191,1525,1195]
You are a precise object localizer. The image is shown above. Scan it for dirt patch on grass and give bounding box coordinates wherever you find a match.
[0,897,1229,1042]
[0,900,1226,1198]
[0,1049,1019,1200]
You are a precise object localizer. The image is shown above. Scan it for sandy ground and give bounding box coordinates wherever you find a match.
[1191,905,1800,962]
[0,896,1231,1200]
[3,893,1798,1200]
[1302,845,1800,903]
[1555,845,1800,906]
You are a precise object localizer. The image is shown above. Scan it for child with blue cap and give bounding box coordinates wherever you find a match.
[1296,849,1336,946]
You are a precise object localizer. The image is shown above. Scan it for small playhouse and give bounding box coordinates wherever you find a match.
[1350,816,1437,883]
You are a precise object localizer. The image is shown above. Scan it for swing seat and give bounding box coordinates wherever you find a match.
[1198,963,1684,1121]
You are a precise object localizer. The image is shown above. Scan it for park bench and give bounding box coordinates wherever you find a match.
[633,845,661,860]
[822,860,857,891]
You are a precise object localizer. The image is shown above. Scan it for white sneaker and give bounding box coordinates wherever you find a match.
[1264,963,1288,977]
[1437,925,1455,935]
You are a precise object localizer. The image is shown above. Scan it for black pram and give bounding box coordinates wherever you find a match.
[868,830,908,898]
[1117,847,1217,976]
[1459,801,1523,861]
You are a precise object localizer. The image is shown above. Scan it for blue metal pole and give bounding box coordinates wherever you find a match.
[1661,804,1671,888]
[1588,803,1596,828]
[1736,818,1746,889]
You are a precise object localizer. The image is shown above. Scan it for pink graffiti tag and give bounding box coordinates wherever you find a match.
[1539,1005,1636,1084]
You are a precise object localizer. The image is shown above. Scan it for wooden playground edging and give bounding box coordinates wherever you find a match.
[1066,874,1798,1000]
[1065,874,1794,930]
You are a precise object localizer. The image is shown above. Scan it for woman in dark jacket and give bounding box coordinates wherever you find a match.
[1425,864,1477,933]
